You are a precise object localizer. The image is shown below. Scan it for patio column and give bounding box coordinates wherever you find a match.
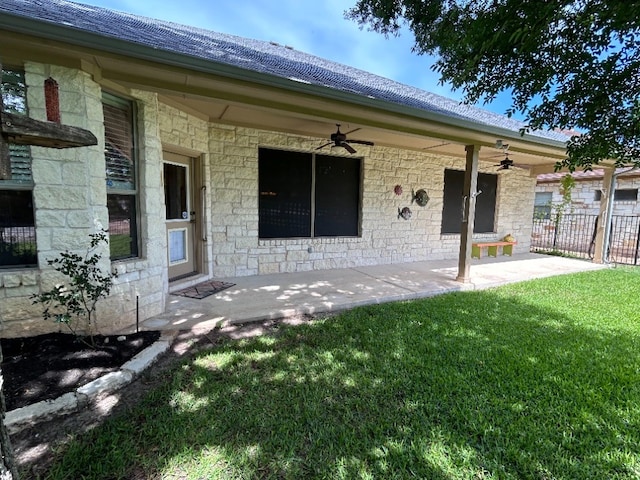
[456,144,480,282]
[593,167,614,263]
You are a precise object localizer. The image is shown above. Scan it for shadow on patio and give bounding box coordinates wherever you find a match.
[142,253,605,333]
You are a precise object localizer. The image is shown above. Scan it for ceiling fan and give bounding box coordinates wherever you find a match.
[491,142,522,171]
[317,124,374,154]
[495,154,515,171]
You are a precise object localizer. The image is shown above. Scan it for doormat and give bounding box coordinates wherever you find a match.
[171,280,236,299]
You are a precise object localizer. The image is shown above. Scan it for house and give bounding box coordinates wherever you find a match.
[0,0,570,338]
[533,168,640,263]
[536,169,640,217]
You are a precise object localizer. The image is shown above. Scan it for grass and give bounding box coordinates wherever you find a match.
[37,267,640,479]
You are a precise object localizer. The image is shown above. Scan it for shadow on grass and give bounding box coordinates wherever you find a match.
[42,283,640,479]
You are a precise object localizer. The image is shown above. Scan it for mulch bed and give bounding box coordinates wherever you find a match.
[1,330,161,411]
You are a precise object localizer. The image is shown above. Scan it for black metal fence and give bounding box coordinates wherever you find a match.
[531,213,640,265]
[609,216,640,264]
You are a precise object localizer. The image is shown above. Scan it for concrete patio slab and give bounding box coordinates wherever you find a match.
[142,253,606,333]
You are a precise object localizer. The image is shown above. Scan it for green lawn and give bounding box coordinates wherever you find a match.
[39,268,640,479]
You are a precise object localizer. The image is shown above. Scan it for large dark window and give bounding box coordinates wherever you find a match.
[259,148,361,239]
[103,93,138,260]
[441,169,497,234]
[1,67,37,268]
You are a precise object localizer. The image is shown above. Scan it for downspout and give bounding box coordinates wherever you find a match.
[602,172,616,263]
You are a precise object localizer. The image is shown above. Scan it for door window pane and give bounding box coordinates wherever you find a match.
[168,228,187,264]
[164,163,188,220]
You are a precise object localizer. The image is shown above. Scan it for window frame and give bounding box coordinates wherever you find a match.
[102,91,140,261]
[595,188,639,202]
[1,66,37,269]
[534,192,553,219]
[258,147,363,240]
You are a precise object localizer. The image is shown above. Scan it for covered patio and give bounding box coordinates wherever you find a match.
[142,253,605,334]
[1,1,616,340]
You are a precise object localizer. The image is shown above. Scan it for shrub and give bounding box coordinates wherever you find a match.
[31,231,117,347]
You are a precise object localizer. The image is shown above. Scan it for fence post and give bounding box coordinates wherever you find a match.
[635,219,640,266]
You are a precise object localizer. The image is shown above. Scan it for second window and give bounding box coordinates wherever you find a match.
[259,148,361,239]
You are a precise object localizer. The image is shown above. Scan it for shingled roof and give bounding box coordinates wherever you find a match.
[537,167,640,183]
[1,0,568,144]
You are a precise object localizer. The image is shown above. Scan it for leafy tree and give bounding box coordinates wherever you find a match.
[347,0,640,171]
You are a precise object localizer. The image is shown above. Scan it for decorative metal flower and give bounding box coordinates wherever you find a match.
[394,185,403,196]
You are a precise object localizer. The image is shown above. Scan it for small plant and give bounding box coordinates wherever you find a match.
[31,231,117,348]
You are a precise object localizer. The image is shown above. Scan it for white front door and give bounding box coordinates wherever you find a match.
[164,152,196,280]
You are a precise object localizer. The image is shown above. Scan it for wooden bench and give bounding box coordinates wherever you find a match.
[472,241,516,259]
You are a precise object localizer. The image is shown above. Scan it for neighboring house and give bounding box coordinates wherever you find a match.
[0,0,569,338]
[533,169,640,263]
[536,169,640,217]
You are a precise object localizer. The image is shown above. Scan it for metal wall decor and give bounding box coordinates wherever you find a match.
[394,184,403,196]
[412,188,429,207]
[398,206,412,220]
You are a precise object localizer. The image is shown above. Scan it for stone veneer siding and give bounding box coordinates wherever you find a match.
[202,125,535,277]
[1,62,536,338]
[536,176,640,216]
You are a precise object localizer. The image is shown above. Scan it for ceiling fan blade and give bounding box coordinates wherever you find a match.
[349,139,374,146]
[341,142,357,154]
[316,142,331,150]
[344,127,361,135]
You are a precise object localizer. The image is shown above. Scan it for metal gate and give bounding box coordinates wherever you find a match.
[531,214,640,265]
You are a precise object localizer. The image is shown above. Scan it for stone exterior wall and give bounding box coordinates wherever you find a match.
[101,90,168,332]
[1,61,537,338]
[0,63,108,337]
[536,175,640,216]
[204,126,535,277]
[0,69,170,337]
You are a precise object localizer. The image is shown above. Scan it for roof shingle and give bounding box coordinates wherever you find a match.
[1,0,569,143]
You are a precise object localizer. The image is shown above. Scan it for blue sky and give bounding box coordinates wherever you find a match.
[78,0,519,119]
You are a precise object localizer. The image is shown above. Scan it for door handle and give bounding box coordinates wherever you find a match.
[200,185,207,242]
